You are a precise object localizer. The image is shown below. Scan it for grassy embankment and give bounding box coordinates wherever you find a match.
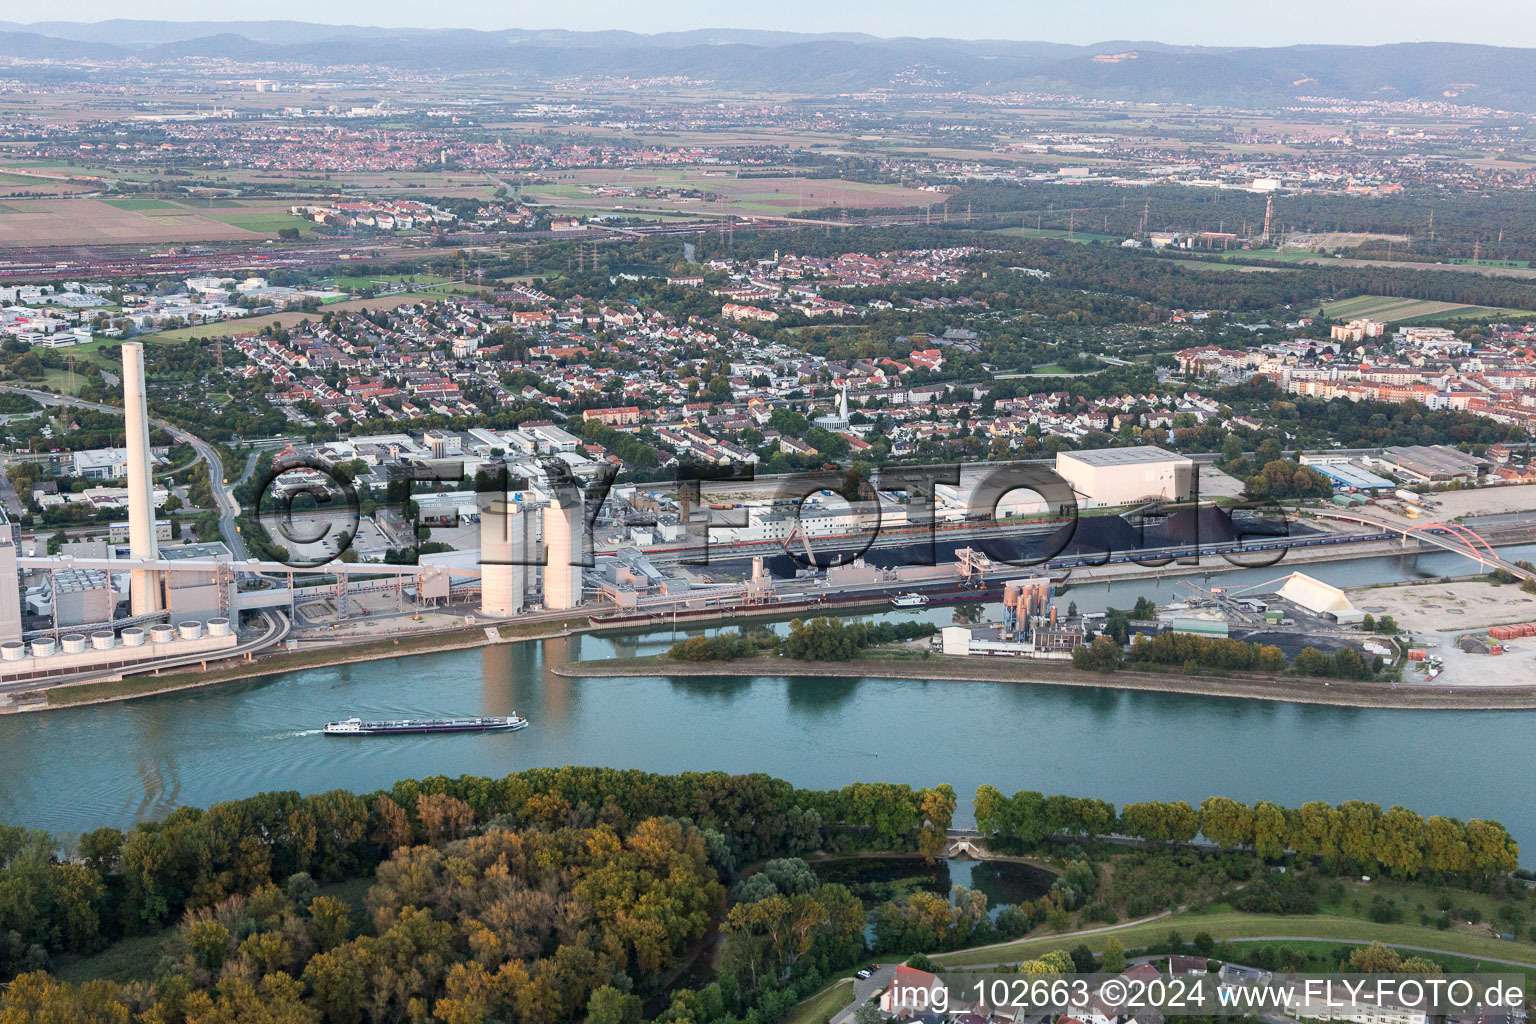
[785,980,856,1024]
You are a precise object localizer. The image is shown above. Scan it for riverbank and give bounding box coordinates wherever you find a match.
[22,615,592,712]
[554,654,1536,710]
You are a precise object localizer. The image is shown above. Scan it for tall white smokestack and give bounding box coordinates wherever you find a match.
[122,342,162,615]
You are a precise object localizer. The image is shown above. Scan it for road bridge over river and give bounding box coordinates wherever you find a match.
[1311,507,1534,581]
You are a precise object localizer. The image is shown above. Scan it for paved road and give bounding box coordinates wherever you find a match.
[0,385,247,559]
[829,964,896,1024]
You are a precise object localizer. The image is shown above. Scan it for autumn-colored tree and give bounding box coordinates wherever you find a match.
[973,785,1010,838]
[585,985,642,1024]
[416,793,476,845]
[1346,942,1413,973]
[1018,949,1073,974]
[307,896,352,953]
[917,785,957,862]
[1466,819,1520,877]
[522,791,572,830]
[371,795,413,852]
[1199,796,1255,849]
[1101,937,1127,973]
[1338,800,1384,867]
[1292,801,1344,865]
[1252,801,1289,860]
[1120,801,1199,843]
[0,972,132,1024]
[182,972,319,1024]
[1422,816,1474,876]
[1375,806,1426,879]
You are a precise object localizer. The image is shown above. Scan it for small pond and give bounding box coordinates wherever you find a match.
[811,855,1056,920]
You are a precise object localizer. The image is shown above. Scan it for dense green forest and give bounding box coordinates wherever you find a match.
[0,767,1519,1023]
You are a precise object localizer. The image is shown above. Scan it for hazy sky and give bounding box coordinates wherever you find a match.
[26,0,1536,46]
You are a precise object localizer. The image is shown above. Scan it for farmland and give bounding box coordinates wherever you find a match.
[1320,294,1533,323]
[516,167,938,217]
[0,198,299,247]
[201,210,319,234]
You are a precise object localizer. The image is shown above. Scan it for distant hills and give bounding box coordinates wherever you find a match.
[3,21,1536,110]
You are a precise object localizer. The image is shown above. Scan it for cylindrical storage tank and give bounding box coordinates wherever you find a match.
[148,624,175,644]
[177,621,203,640]
[207,618,232,637]
[0,641,26,661]
[91,630,116,650]
[121,627,146,647]
[61,634,87,654]
[31,638,56,658]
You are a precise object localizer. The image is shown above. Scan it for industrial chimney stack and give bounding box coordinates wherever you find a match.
[122,342,163,615]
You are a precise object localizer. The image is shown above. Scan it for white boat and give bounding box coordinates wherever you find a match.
[890,593,930,609]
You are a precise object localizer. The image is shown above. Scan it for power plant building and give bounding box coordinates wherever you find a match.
[33,569,116,627]
[160,542,236,624]
[1055,446,1195,508]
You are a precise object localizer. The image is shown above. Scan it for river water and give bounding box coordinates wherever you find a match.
[3,545,1534,855]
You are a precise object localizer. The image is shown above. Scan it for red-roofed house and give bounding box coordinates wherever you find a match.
[881,965,945,1015]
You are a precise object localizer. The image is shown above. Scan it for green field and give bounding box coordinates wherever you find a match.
[1216,247,1333,264]
[102,198,183,211]
[988,226,1121,244]
[1448,258,1533,269]
[203,211,317,234]
[321,273,451,290]
[1321,294,1533,323]
[1220,939,1536,988]
[786,979,855,1024]
[1165,257,1300,273]
[933,912,1536,968]
[0,171,65,187]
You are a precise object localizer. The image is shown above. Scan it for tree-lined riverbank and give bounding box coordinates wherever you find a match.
[554,655,1536,710]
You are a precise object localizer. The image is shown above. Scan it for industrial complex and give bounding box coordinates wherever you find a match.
[1,344,1530,702]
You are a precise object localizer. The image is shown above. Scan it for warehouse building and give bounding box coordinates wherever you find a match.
[1055,446,1195,508]
[1374,445,1484,484]
[1275,571,1365,624]
[1310,462,1396,492]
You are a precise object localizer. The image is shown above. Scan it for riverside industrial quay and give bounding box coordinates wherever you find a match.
[1,344,1535,710]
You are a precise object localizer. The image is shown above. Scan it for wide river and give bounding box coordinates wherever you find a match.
[4,545,1535,855]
